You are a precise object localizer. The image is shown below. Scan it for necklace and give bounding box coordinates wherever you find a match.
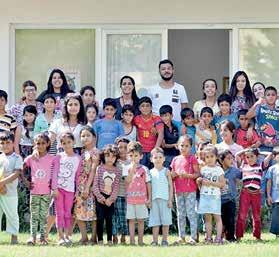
[121,96,133,106]
[204,99,215,108]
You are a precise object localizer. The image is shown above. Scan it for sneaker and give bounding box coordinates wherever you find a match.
[187,238,197,245]
[161,241,169,247]
[214,238,223,245]
[26,238,36,246]
[151,241,158,246]
[57,239,66,246]
[65,238,73,246]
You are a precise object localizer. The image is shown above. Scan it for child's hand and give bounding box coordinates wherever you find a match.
[146,199,151,209]
[151,126,157,136]
[82,188,89,199]
[0,184,7,195]
[181,125,187,135]
[52,189,59,198]
[167,199,173,209]
[202,179,211,186]
[161,139,166,148]
[31,149,40,160]
[105,198,113,207]
[267,195,273,206]
[171,171,178,178]
[246,127,253,141]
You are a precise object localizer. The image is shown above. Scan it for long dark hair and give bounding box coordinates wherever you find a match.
[63,93,85,124]
[23,105,37,139]
[120,75,139,104]
[229,71,255,106]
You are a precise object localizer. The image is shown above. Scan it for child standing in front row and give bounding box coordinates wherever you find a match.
[75,126,99,245]
[171,135,200,244]
[124,141,151,245]
[93,144,121,245]
[197,145,226,244]
[149,147,173,246]
[52,132,82,246]
[266,147,279,238]
[23,133,56,245]
[0,131,23,244]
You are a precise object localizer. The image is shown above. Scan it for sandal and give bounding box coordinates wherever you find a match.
[172,238,185,246]
[40,239,48,245]
[27,238,36,246]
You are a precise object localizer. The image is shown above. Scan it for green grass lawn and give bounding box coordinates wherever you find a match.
[0,233,278,257]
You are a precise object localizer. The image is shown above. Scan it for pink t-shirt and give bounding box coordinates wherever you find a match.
[52,152,82,193]
[24,154,56,195]
[123,164,150,205]
[170,154,198,193]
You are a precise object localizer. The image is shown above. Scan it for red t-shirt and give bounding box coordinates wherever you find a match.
[134,114,163,152]
[170,154,198,193]
[236,128,260,148]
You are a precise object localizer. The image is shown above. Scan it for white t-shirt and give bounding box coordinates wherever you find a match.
[48,118,84,148]
[148,82,188,122]
[200,165,224,196]
[193,100,219,118]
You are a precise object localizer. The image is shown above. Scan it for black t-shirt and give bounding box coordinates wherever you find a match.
[163,122,179,156]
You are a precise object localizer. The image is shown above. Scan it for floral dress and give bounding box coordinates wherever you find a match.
[74,148,99,221]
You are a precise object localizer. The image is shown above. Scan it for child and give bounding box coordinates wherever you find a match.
[216,120,243,167]
[247,86,279,152]
[235,109,261,149]
[195,107,217,149]
[218,149,242,242]
[85,103,99,127]
[93,98,124,149]
[80,85,99,108]
[197,144,226,244]
[235,148,272,241]
[213,94,240,143]
[0,131,23,244]
[0,90,17,133]
[112,137,130,245]
[134,97,164,168]
[75,126,99,245]
[93,144,121,245]
[124,141,151,245]
[266,147,279,237]
[229,71,255,113]
[121,104,137,142]
[149,147,173,246]
[159,105,180,168]
[180,107,196,154]
[52,132,82,246]
[170,135,200,244]
[14,105,37,158]
[23,133,56,245]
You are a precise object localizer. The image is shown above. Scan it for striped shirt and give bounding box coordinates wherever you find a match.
[0,112,17,132]
[241,163,263,190]
[93,164,121,203]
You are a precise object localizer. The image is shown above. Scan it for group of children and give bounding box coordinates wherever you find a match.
[0,80,279,247]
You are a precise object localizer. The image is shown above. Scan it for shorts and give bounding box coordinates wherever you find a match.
[198,194,221,215]
[148,199,172,227]
[126,203,148,220]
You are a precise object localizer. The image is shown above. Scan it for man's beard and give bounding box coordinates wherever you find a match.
[160,73,173,81]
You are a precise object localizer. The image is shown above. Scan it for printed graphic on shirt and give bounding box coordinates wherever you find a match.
[103,171,116,194]
[34,169,46,179]
[58,160,74,188]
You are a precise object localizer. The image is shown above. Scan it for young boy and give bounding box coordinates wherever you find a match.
[180,107,196,154]
[0,90,17,133]
[235,109,261,149]
[266,147,279,238]
[0,131,23,244]
[149,147,173,246]
[93,98,124,149]
[247,86,279,152]
[159,105,180,168]
[134,97,164,169]
[112,137,130,244]
[123,141,151,245]
[212,94,239,143]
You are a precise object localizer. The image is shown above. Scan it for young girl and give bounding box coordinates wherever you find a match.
[121,104,137,142]
[52,132,82,246]
[252,82,265,101]
[197,144,226,244]
[80,85,99,108]
[85,103,99,127]
[74,126,99,245]
[216,120,243,167]
[218,149,242,242]
[195,107,217,149]
[229,71,255,113]
[170,135,200,244]
[235,148,272,241]
[14,105,37,158]
[93,144,121,245]
[112,137,130,245]
[149,147,173,246]
[23,133,56,245]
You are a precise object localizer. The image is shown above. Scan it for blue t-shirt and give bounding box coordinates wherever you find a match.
[255,105,279,149]
[185,125,196,154]
[266,164,279,203]
[93,118,124,149]
[212,113,239,143]
[221,166,242,203]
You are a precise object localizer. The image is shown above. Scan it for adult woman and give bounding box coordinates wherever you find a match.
[193,79,219,118]
[9,80,43,125]
[114,75,139,120]
[48,93,85,154]
[37,68,73,113]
